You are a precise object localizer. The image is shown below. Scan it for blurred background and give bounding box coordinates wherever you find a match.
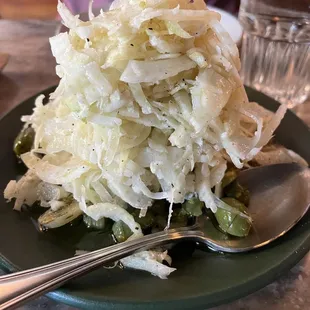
[0,0,240,19]
[0,0,58,20]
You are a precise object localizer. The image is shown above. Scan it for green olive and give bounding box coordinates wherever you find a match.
[222,168,238,188]
[224,181,250,206]
[215,197,251,237]
[226,212,251,237]
[170,209,189,228]
[131,209,154,230]
[83,214,106,230]
[214,207,236,232]
[151,208,188,231]
[13,127,35,157]
[112,221,133,242]
[182,197,203,217]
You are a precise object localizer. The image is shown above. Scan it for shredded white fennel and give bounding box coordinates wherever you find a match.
[4,0,288,278]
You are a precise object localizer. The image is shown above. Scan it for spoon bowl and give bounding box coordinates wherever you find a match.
[0,163,309,309]
[198,163,310,252]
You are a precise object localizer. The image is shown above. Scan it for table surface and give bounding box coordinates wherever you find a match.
[0,19,309,310]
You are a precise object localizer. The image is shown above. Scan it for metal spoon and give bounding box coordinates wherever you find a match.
[0,163,309,309]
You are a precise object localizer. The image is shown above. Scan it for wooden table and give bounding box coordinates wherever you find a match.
[0,19,309,310]
[0,0,57,20]
[0,20,59,115]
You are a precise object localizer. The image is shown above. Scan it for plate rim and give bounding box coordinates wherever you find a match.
[1,240,309,310]
[0,86,309,310]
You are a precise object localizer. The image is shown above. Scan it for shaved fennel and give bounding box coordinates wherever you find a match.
[4,0,289,279]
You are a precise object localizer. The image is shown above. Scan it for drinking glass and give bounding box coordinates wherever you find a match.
[238,0,310,108]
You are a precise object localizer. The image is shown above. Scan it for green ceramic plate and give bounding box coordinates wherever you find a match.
[0,87,309,310]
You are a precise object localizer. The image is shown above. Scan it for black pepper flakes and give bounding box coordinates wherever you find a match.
[130,43,134,46]
[148,27,153,30]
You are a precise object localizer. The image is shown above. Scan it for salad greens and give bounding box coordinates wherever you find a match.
[14,126,35,157]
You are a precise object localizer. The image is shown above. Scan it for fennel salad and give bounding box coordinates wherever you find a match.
[3,0,306,279]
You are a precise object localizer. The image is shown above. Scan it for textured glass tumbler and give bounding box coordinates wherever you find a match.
[239,0,310,108]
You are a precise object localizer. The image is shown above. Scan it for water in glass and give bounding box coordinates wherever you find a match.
[239,0,310,107]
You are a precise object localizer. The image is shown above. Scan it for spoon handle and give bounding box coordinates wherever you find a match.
[0,228,199,309]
